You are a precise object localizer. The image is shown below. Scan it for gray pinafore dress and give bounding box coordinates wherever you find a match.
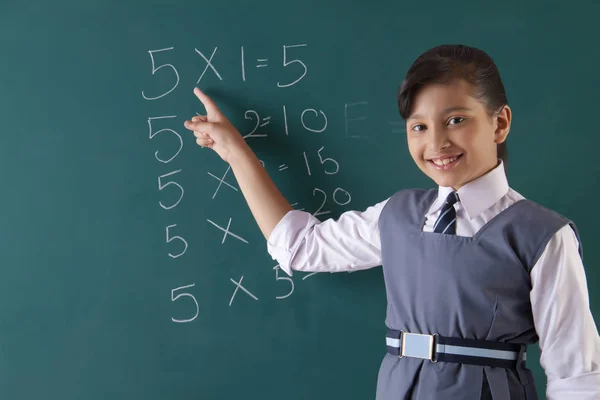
[376,189,581,400]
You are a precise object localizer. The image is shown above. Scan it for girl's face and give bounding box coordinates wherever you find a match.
[405,79,511,190]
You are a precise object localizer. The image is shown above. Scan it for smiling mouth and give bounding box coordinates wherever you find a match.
[428,154,463,170]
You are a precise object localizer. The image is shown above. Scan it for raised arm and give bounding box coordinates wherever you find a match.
[266,200,387,276]
[185,87,386,276]
[184,87,292,240]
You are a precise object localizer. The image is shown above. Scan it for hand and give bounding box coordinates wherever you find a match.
[184,88,248,164]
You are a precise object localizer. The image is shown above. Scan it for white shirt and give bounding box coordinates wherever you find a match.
[267,161,600,399]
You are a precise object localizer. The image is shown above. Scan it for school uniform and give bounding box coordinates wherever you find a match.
[267,161,600,399]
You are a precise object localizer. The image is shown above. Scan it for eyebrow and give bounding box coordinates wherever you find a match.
[407,106,473,121]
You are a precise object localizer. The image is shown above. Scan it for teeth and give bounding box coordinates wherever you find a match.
[433,156,457,166]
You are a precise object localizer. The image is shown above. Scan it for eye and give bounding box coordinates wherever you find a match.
[411,124,426,132]
[448,117,465,125]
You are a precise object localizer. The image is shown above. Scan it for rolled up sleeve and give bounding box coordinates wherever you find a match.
[266,199,388,276]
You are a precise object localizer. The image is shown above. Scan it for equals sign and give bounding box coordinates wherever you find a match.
[260,116,271,127]
[389,121,405,134]
[256,58,268,68]
[278,164,288,171]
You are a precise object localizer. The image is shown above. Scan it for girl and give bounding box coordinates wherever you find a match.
[184,45,600,399]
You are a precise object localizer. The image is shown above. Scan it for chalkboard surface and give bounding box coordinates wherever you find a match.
[1,1,598,399]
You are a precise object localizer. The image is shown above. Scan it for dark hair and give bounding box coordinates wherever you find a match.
[398,44,508,165]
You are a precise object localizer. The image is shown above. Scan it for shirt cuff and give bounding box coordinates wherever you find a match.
[266,209,320,276]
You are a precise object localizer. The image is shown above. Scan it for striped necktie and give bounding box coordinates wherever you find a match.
[433,191,460,235]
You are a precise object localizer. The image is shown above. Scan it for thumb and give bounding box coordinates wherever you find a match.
[184,119,221,141]
[191,116,211,138]
[190,116,218,138]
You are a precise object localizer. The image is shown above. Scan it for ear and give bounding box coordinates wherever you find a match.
[494,105,511,144]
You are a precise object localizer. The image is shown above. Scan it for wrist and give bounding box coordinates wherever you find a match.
[228,142,255,168]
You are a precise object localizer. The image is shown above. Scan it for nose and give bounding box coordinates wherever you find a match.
[427,126,450,152]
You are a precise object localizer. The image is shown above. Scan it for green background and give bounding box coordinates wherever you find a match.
[1,0,598,399]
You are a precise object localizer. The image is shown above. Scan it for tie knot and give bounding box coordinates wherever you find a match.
[446,191,460,206]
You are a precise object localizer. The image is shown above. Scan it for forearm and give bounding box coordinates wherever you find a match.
[229,145,293,240]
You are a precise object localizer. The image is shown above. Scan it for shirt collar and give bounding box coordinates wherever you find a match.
[427,160,509,220]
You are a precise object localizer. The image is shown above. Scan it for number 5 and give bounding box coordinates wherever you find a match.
[142,47,180,100]
[317,146,339,175]
[171,284,199,323]
[148,116,183,164]
[166,224,188,258]
[277,44,307,88]
[158,170,184,210]
[274,265,294,300]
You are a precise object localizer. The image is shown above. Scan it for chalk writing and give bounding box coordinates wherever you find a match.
[142,41,375,314]
[274,265,294,300]
[207,218,249,244]
[229,276,259,306]
[142,47,179,100]
[171,284,199,323]
[144,48,191,323]
[195,47,222,83]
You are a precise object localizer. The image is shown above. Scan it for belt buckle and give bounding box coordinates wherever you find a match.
[400,331,438,363]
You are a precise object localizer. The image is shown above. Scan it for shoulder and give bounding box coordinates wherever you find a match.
[506,187,572,226]
[544,224,582,259]
[499,191,582,266]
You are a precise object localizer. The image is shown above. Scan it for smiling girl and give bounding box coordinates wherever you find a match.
[184,44,600,399]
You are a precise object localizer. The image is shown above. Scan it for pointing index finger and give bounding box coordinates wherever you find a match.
[193,87,219,115]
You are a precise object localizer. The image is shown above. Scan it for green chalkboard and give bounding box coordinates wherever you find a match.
[1,1,598,399]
